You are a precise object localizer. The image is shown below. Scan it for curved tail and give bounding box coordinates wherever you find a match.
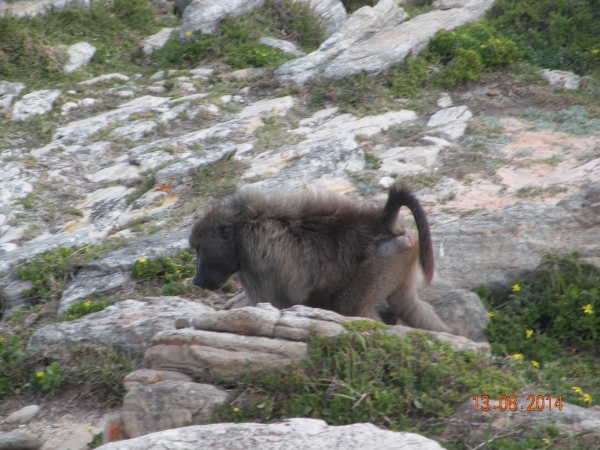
[381,183,434,286]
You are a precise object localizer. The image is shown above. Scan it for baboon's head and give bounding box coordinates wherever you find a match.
[189,204,239,290]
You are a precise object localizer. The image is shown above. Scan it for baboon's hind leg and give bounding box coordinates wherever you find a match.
[386,287,452,334]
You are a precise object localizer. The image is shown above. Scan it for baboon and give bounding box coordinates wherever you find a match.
[189,184,452,333]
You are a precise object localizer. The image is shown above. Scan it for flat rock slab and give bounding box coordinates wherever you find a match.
[97,418,444,450]
[0,431,42,450]
[5,405,40,424]
[122,380,228,438]
[12,89,61,121]
[144,327,308,382]
[64,42,96,73]
[28,296,213,358]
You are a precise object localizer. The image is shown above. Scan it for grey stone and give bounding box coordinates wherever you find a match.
[427,105,472,127]
[226,68,269,80]
[5,405,40,424]
[111,121,158,141]
[64,42,96,73]
[154,143,236,190]
[0,162,22,182]
[70,186,135,226]
[0,179,33,209]
[429,182,600,296]
[181,0,264,37]
[432,0,471,9]
[276,0,408,85]
[436,93,453,108]
[85,163,140,183]
[124,369,194,392]
[73,141,111,161]
[158,102,190,124]
[149,71,164,81]
[0,431,42,450]
[298,107,339,126]
[0,94,16,110]
[254,136,365,190]
[78,73,129,86]
[237,95,295,118]
[96,418,444,450]
[12,89,61,121]
[142,28,176,55]
[0,279,34,321]
[415,177,464,203]
[28,296,213,357]
[0,0,90,18]
[321,0,493,80]
[540,69,581,90]
[293,0,346,38]
[122,381,228,438]
[144,328,308,382]
[524,158,600,189]
[53,96,170,145]
[55,230,190,313]
[379,137,449,175]
[260,37,306,57]
[0,81,26,97]
[131,151,175,172]
[189,68,214,77]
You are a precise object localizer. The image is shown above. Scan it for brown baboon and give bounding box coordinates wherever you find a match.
[189,184,452,333]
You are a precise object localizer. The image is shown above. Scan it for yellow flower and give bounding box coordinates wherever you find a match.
[36,371,45,378]
[261,53,266,57]
[233,407,239,412]
[583,304,593,314]
[513,353,523,360]
[495,39,501,44]
[542,438,551,445]
[176,270,181,273]
[84,300,92,308]
[86,426,93,432]
[512,284,521,292]
[451,32,456,35]
[531,361,540,369]
[583,394,592,404]
[572,386,583,395]
[592,49,599,54]
[185,31,192,37]
[138,258,147,263]
[480,44,485,49]
[487,312,495,317]
[526,329,533,338]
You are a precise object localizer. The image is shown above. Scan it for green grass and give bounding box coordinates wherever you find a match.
[211,325,520,434]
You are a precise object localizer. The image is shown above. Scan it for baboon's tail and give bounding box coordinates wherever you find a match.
[382,183,434,286]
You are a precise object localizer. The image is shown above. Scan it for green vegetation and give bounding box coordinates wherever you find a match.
[0,0,160,83]
[0,308,138,405]
[87,432,104,449]
[479,254,600,412]
[16,244,116,302]
[153,0,323,69]
[526,105,600,135]
[63,300,111,321]
[212,328,520,433]
[515,186,568,199]
[132,250,196,296]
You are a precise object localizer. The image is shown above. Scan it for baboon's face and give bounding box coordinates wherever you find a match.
[191,220,239,290]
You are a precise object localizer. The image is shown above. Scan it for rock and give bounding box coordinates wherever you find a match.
[103,413,126,444]
[189,68,214,77]
[0,81,26,96]
[122,381,228,438]
[61,101,79,115]
[28,296,213,357]
[429,182,600,296]
[146,85,166,94]
[78,73,130,85]
[0,94,16,109]
[432,0,471,9]
[427,105,472,140]
[111,121,158,141]
[0,162,21,182]
[55,231,190,313]
[298,107,339,126]
[142,28,175,55]
[276,0,407,85]
[226,67,269,80]
[64,42,96,73]
[158,102,190,124]
[96,418,444,450]
[181,0,264,37]
[540,69,581,90]
[72,140,111,161]
[85,163,140,183]
[144,327,308,382]
[131,151,176,172]
[0,179,33,208]
[65,186,135,230]
[220,94,232,104]
[12,89,61,121]
[378,176,396,188]
[0,431,42,450]
[0,279,34,318]
[52,96,170,145]
[0,0,90,17]
[172,93,209,103]
[150,70,164,80]
[321,0,493,80]
[415,177,464,203]
[293,0,346,38]
[254,136,365,190]
[5,405,40,424]
[260,37,305,57]
[237,95,295,118]
[124,369,194,392]
[436,93,453,108]
[524,158,600,189]
[448,397,600,437]
[179,82,197,94]
[79,97,99,108]
[379,137,450,175]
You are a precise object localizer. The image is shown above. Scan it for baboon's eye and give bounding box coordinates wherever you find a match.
[216,220,231,238]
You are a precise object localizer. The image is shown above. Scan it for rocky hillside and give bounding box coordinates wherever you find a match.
[1,0,600,449]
